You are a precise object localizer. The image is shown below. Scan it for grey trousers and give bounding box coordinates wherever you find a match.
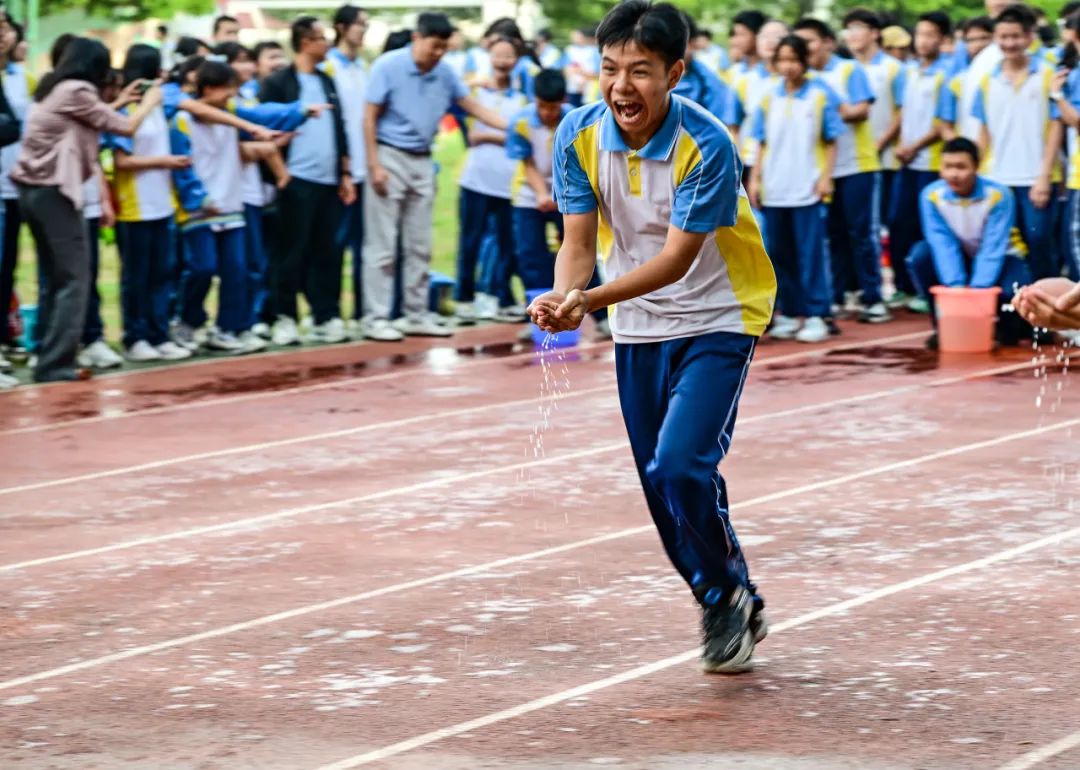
[18,184,89,382]
[362,144,434,320]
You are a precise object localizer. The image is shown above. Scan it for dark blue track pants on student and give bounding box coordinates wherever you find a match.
[888,168,939,294]
[828,171,882,305]
[512,206,607,321]
[117,217,174,348]
[243,204,268,330]
[615,330,759,608]
[456,188,515,304]
[335,186,365,319]
[180,225,248,334]
[763,204,832,318]
[1011,186,1059,280]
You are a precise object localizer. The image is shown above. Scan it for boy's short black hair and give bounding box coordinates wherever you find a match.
[732,10,768,35]
[942,136,980,165]
[196,59,237,95]
[793,17,836,41]
[774,34,810,69]
[918,11,953,37]
[963,16,995,35]
[994,4,1037,32]
[214,41,253,64]
[252,40,283,60]
[533,68,567,102]
[596,0,688,70]
[384,29,413,52]
[536,27,553,42]
[842,8,882,30]
[213,15,239,34]
[176,36,209,58]
[694,28,712,40]
[416,12,454,40]
[579,25,598,38]
[291,16,323,52]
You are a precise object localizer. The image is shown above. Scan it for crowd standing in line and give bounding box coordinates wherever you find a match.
[2,0,1078,387]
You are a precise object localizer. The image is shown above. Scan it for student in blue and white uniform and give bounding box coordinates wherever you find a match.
[535,29,564,70]
[795,17,888,324]
[907,137,1031,347]
[530,1,775,675]
[690,28,729,75]
[971,5,1062,280]
[749,34,844,344]
[890,12,954,309]
[673,13,730,119]
[324,4,369,328]
[453,37,528,323]
[564,26,601,107]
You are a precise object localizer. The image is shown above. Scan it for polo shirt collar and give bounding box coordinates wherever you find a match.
[403,45,438,79]
[942,177,988,202]
[991,56,1040,77]
[599,96,682,161]
[780,79,812,98]
[328,47,358,68]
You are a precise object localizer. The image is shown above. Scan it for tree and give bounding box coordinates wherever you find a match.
[37,0,212,21]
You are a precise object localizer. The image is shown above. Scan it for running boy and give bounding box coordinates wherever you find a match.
[529,0,776,673]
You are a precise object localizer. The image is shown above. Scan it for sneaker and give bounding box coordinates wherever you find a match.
[858,302,892,324]
[125,340,162,362]
[475,293,499,321]
[925,332,939,351]
[78,339,124,369]
[701,586,756,674]
[455,302,477,325]
[271,316,300,346]
[156,341,193,361]
[239,330,268,354]
[205,329,246,354]
[886,291,912,309]
[749,595,768,644]
[308,317,348,344]
[906,297,930,314]
[494,306,528,323]
[769,314,801,340]
[843,290,863,315]
[171,322,199,352]
[392,313,454,338]
[362,317,405,342]
[251,322,272,340]
[0,371,16,390]
[594,318,612,340]
[345,318,364,340]
[795,316,830,343]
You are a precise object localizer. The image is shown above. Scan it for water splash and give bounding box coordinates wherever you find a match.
[517,333,571,493]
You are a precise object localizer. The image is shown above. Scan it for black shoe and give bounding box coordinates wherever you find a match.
[925,333,939,351]
[749,595,768,643]
[701,586,755,674]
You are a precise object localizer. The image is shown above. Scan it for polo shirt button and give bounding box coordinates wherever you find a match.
[629,168,638,177]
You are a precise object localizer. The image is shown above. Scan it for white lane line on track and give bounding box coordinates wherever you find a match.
[0,354,1051,563]
[1,416,1075,693]
[311,524,1080,770]
[0,334,1023,498]
[998,731,1080,770]
[0,331,925,438]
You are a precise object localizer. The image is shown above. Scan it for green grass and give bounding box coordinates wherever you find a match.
[14,130,469,344]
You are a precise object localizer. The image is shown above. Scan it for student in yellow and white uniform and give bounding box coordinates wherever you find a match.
[971,5,1062,280]
[723,12,777,172]
[842,8,904,241]
[889,12,954,309]
[531,1,775,675]
[109,44,194,363]
[749,35,845,344]
[795,18,887,323]
[453,37,528,323]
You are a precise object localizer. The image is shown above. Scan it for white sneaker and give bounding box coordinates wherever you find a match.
[0,352,13,372]
[0,371,17,390]
[455,302,477,325]
[308,317,348,344]
[475,293,499,321]
[362,318,405,342]
[769,315,801,340]
[251,322,272,340]
[78,339,125,369]
[206,329,247,353]
[171,322,199,352]
[495,305,528,323]
[126,340,162,362]
[795,317,830,343]
[271,316,300,346]
[843,290,862,315]
[239,330,268,353]
[858,302,892,324]
[392,313,454,338]
[156,341,193,360]
[345,318,364,340]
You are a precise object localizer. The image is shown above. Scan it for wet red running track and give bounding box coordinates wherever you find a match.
[1,318,1078,770]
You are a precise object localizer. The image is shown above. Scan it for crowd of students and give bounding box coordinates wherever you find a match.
[0,0,1077,386]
